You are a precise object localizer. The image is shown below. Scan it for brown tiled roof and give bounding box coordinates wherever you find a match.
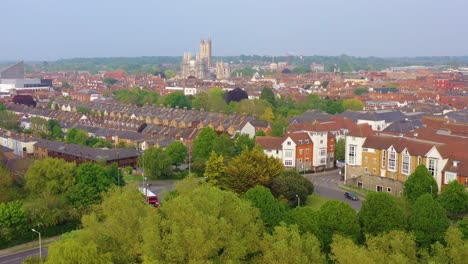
[289,132,312,145]
[438,141,468,176]
[255,136,284,150]
[363,135,441,157]
[347,123,373,137]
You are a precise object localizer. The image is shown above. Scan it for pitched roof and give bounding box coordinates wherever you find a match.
[255,136,284,150]
[362,135,441,156]
[34,139,139,161]
[347,123,374,137]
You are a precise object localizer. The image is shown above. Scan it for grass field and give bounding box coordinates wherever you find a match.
[306,193,332,210]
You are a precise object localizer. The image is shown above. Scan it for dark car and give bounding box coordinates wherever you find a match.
[344,192,359,201]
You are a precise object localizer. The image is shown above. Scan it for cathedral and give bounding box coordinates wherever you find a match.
[181,39,230,79]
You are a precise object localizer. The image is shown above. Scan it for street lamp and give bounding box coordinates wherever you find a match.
[430,185,433,195]
[31,228,42,261]
[295,194,300,207]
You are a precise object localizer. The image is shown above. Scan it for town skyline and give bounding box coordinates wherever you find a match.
[2,0,468,61]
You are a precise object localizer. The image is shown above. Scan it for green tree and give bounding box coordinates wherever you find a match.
[330,235,375,264]
[164,69,176,79]
[192,127,217,160]
[318,200,361,252]
[0,165,17,203]
[163,91,191,109]
[243,186,288,231]
[212,133,235,159]
[25,158,76,196]
[457,218,468,239]
[343,98,364,111]
[285,206,320,235]
[438,180,468,217]
[0,110,20,131]
[60,187,153,264]
[259,224,325,264]
[66,163,116,211]
[260,107,275,123]
[140,147,172,179]
[77,106,90,114]
[104,77,118,86]
[0,200,28,241]
[358,192,406,235]
[234,133,255,154]
[165,141,187,167]
[403,164,438,203]
[354,87,368,95]
[366,231,418,264]
[220,148,284,193]
[260,87,276,107]
[204,151,226,186]
[270,116,288,137]
[409,193,450,247]
[46,239,112,264]
[66,128,88,146]
[143,184,264,262]
[269,170,314,207]
[334,138,345,161]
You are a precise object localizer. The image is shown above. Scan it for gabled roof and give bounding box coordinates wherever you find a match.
[288,132,312,145]
[362,135,441,157]
[347,123,374,137]
[255,136,284,150]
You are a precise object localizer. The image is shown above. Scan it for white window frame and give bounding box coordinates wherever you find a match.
[285,150,293,158]
[428,158,437,177]
[388,147,397,172]
[284,160,293,166]
[402,152,411,175]
[376,185,383,192]
[348,144,357,165]
[444,171,457,184]
[381,150,386,168]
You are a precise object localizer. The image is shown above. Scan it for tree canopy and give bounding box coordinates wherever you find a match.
[403,164,438,203]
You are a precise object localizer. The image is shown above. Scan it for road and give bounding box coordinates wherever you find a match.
[0,248,47,264]
[306,170,363,210]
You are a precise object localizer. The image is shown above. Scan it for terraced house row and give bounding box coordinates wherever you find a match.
[4,99,267,148]
[345,124,468,195]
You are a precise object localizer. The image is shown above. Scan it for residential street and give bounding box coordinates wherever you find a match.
[306,169,363,211]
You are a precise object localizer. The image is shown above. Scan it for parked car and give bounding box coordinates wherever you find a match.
[344,191,359,201]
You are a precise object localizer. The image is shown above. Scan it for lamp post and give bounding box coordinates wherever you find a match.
[430,185,433,195]
[31,228,42,261]
[188,144,191,175]
[295,194,300,207]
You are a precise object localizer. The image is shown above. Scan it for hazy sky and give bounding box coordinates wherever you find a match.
[1,0,467,60]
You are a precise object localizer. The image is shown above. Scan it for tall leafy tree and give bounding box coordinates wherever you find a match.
[403,164,438,203]
[358,192,406,235]
[243,186,288,231]
[409,193,450,247]
[285,206,320,235]
[259,224,325,264]
[438,180,468,217]
[234,133,255,154]
[204,151,226,186]
[66,163,116,211]
[212,133,235,159]
[260,87,276,107]
[318,200,361,252]
[220,148,284,193]
[334,138,345,161]
[192,127,217,160]
[269,170,314,207]
[163,91,191,109]
[144,185,264,262]
[224,87,248,103]
[46,239,112,264]
[66,128,88,146]
[25,158,76,196]
[0,200,28,241]
[165,141,188,167]
[343,98,365,111]
[140,147,172,179]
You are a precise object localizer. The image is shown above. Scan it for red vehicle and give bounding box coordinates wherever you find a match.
[138,187,159,208]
